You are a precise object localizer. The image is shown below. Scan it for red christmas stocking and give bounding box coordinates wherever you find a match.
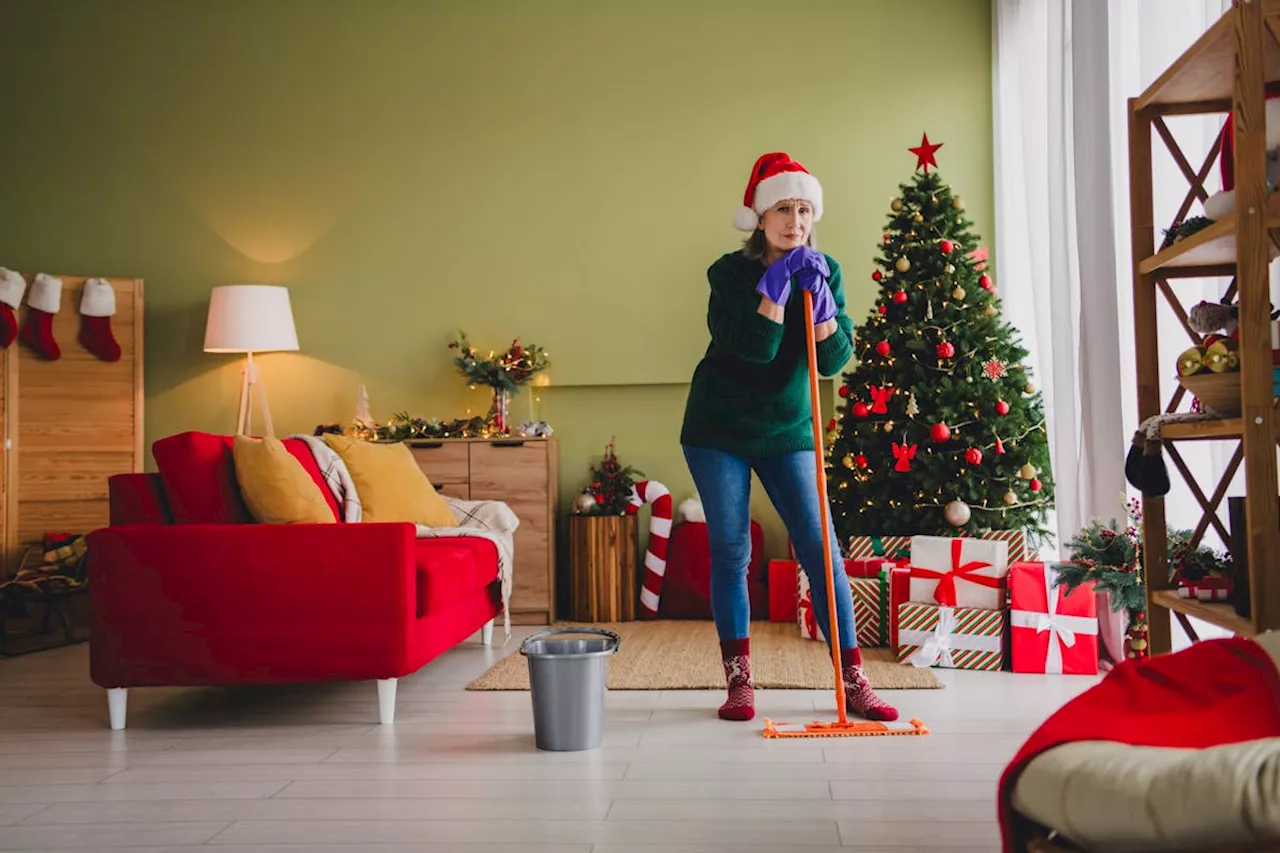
[0,268,26,348]
[19,273,61,361]
[79,277,120,362]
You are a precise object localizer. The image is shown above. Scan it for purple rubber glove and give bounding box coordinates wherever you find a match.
[755,254,793,305]
[805,277,837,324]
[786,246,830,280]
[792,249,836,323]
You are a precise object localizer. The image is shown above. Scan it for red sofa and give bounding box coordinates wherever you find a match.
[88,431,503,730]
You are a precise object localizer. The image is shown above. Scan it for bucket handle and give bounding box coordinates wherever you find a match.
[519,627,622,656]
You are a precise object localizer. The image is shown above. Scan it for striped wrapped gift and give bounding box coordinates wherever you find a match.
[798,566,888,647]
[847,530,1030,563]
[896,602,1006,671]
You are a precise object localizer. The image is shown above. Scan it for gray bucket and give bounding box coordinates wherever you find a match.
[519,627,621,751]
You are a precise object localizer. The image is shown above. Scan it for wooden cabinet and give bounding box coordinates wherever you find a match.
[0,273,145,575]
[410,437,559,624]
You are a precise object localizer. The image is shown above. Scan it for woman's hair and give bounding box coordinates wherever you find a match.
[741,225,817,261]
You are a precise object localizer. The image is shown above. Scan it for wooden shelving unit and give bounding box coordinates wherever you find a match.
[1130,0,1280,653]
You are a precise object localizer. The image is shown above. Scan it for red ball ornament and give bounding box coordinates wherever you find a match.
[852,402,870,418]
[965,447,983,465]
[940,239,955,254]
[872,270,883,282]
[838,385,850,398]
[855,453,868,469]
[1030,478,1042,492]
[930,422,951,442]
[936,341,956,359]
[980,274,994,291]
[893,290,908,304]
[995,400,1010,416]
[877,304,888,315]
[876,341,891,357]
[826,418,837,432]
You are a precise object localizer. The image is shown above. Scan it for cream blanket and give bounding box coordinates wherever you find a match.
[292,435,516,642]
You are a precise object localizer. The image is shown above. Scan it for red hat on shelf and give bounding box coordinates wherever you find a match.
[733,152,824,231]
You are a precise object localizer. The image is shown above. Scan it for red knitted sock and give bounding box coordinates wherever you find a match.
[718,638,755,722]
[78,277,120,362]
[842,647,899,722]
[0,268,24,349]
[19,273,61,361]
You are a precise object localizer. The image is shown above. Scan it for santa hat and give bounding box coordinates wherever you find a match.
[733,152,824,231]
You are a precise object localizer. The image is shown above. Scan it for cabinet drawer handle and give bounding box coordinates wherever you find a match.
[411,441,445,449]
[489,440,526,447]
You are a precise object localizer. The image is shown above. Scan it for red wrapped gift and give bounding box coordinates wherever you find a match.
[768,559,799,622]
[846,557,895,578]
[1009,562,1098,675]
[1177,576,1232,601]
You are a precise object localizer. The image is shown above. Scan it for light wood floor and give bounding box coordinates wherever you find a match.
[0,626,1098,852]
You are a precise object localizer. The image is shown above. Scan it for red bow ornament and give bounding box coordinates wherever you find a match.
[892,442,917,472]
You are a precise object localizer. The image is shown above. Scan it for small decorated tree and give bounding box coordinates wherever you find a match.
[573,438,643,516]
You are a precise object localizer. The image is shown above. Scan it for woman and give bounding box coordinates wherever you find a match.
[681,152,898,723]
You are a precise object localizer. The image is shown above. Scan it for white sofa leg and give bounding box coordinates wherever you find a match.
[481,617,495,646]
[107,688,127,731]
[377,678,397,725]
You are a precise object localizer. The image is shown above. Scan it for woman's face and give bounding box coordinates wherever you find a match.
[759,198,814,255]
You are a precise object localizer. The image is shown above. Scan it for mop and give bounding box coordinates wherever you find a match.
[761,289,930,739]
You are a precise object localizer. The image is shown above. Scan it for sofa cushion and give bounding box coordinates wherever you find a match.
[322,434,456,527]
[232,435,338,525]
[153,431,340,525]
[414,538,499,617]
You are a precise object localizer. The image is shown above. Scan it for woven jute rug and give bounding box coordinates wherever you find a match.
[466,621,942,691]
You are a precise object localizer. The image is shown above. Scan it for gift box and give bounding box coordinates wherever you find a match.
[1009,562,1098,675]
[896,601,1007,671]
[797,563,888,647]
[768,559,799,622]
[846,529,1030,563]
[1177,576,1233,601]
[908,535,1010,611]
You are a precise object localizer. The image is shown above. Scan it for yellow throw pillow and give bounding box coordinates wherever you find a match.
[231,435,337,524]
[321,434,457,527]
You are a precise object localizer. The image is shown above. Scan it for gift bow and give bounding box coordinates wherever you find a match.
[1009,563,1099,673]
[909,605,957,668]
[911,538,1000,607]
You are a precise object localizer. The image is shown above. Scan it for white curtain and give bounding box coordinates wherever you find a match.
[992,0,1237,658]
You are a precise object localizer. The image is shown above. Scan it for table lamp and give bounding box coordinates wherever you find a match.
[203,284,299,437]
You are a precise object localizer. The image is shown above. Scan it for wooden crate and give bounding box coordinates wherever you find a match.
[569,514,637,623]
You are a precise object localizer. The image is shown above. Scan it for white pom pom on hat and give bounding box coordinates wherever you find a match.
[733,152,824,231]
[677,494,706,523]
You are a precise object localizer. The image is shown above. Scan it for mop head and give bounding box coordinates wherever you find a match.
[762,717,930,738]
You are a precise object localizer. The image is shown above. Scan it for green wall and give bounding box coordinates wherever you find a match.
[0,0,994,569]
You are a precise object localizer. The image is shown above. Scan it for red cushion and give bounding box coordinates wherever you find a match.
[413,538,499,617]
[152,432,252,524]
[152,431,340,525]
[659,520,767,619]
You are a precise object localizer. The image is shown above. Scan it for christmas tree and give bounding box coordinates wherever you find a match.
[827,135,1054,542]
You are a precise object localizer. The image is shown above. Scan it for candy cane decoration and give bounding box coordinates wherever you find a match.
[626,480,672,618]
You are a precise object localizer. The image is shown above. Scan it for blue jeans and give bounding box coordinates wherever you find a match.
[682,444,858,650]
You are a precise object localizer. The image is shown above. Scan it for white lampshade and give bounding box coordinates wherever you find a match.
[203,284,299,353]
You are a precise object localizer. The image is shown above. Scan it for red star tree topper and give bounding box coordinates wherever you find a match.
[909,132,943,173]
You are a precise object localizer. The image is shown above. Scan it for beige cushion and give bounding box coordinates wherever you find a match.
[1013,737,1280,851]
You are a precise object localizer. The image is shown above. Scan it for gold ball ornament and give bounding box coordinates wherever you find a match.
[1020,463,1037,480]
[883,421,895,433]
[984,304,999,318]
[944,500,972,527]
[891,198,903,212]
[842,454,855,470]
[952,286,966,300]
[1129,638,1148,652]
[1024,382,1035,394]
[896,257,911,273]
[912,212,924,224]
[944,263,955,274]
[1003,490,1018,506]
[572,493,598,514]
[953,196,964,210]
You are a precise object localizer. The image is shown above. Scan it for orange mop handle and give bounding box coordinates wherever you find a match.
[802,288,848,725]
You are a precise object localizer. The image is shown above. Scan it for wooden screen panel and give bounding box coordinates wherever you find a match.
[14,275,143,558]
[0,346,9,576]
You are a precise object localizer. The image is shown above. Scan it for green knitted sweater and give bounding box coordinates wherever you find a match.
[680,250,855,457]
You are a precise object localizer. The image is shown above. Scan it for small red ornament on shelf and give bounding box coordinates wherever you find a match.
[995,400,1010,416]
[930,422,951,442]
[980,274,994,291]
[936,341,955,359]
[940,239,955,255]
[876,341,891,357]
[893,290,908,304]
[965,447,983,465]
[852,401,870,418]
